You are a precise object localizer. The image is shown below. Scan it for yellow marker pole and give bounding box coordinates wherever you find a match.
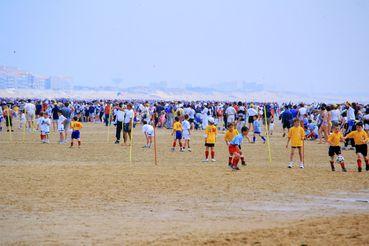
[106,104,112,142]
[22,108,27,142]
[129,113,134,164]
[263,105,272,164]
[153,115,158,166]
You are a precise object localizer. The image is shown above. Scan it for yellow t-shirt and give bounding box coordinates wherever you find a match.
[205,125,218,144]
[173,121,182,132]
[346,130,369,145]
[71,121,83,131]
[224,129,239,142]
[328,132,343,146]
[288,126,305,147]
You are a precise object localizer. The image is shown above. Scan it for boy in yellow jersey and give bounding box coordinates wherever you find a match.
[225,123,247,166]
[203,117,218,162]
[327,124,346,172]
[171,116,184,152]
[344,122,369,172]
[70,116,83,148]
[286,118,305,169]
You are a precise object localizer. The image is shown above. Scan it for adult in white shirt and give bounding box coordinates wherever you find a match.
[330,105,341,125]
[114,103,125,144]
[297,103,307,121]
[225,105,236,126]
[24,99,36,130]
[247,106,258,131]
[123,104,134,145]
[201,106,209,130]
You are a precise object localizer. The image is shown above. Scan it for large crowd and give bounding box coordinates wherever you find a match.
[1,98,369,171]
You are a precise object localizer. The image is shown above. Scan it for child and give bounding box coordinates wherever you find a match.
[327,124,347,172]
[225,123,249,166]
[37,112,51,143]
[70,116,83,148]
[57,110,66,144]
[19,109,26,129]
[344,122,369,172]
[171,116,183,151]
[182,114,192,151]
[3,105,14,132]
[142,120,154,148]
[269,118,275,136]
[203,117,217,162]
[228,126,250,171]
[252,115,266,143]
[286,118,305,169]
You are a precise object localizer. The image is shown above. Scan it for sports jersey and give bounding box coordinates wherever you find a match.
[346,130,369,145]
[224,129,239,142]
[173,121,182,131]
[328,131,343,146]
[230,134,243,146]
[205,125,217,144]
[288,126,305,147]
[71,121,83,131]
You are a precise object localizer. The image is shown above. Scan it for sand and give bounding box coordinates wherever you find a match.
[1,122,369,245]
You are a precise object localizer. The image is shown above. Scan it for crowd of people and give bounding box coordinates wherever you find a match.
[1,98,369,171]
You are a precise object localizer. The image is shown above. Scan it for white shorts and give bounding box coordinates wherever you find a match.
[146,130,154,137]
[182,131,190,140]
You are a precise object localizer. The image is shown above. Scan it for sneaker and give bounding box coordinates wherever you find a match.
[203,159,209,162]
[211,159,216,162]
[342,146,347,151]
[366,165,369,171]
[232,166,240,171]
[142,145,147,148]
[288,162,293,168]
[350,147,355,150]
[171,147,175,152]
[342,168,347,172]
[188,148,192,152]
[299,163,304,169]
[241,161,246,166]
[358,167,362,172]
[282,133,286,137]
[114,140,120,144]
[180,148,184,152]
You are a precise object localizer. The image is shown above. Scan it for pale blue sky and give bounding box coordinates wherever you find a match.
[1,0,368,93]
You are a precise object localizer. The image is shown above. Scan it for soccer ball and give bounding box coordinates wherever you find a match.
[336,155,345,164]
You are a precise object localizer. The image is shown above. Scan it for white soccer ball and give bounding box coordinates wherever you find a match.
[336,155,345,164]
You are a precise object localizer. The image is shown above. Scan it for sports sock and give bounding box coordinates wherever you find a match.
[211,151,215,159]
[228,156,232,165]
[205,151,209,159]
[241,156,245,164]
[357,159,362,168]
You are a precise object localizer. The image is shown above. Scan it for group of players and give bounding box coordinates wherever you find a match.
[1,98,369,171]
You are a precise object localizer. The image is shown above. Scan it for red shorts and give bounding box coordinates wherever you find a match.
[229,145,240,155]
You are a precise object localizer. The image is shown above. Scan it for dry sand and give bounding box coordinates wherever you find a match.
[0,122,369,245]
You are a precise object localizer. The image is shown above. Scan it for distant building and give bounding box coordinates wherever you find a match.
[0,66,72,90]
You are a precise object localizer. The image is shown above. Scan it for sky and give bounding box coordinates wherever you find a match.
[0,0,368,94]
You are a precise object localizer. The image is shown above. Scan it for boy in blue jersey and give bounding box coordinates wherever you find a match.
[252,115,266,143]
[228,126,250,171]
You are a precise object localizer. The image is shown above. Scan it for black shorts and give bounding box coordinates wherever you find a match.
[123,123,131,132]
[291,146,302,149]
[328,146,341,157]
[283,121,291,129]
[189,118,194,123]
[205,143,215,147]
[248,116,254,124]
[355,144,368,157]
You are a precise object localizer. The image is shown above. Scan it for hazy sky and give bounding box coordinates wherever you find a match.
[1,0,368,93]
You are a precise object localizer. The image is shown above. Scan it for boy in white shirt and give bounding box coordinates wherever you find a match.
[57,110,67,144]
[182,114,192,151]
[142,120,154,148]
[37,112,51,143]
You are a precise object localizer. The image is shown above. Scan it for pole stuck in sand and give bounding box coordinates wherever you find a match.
[263,105,272,164]
[129,115,134,164]
[106,104,112,143]
[153,115,158,165]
